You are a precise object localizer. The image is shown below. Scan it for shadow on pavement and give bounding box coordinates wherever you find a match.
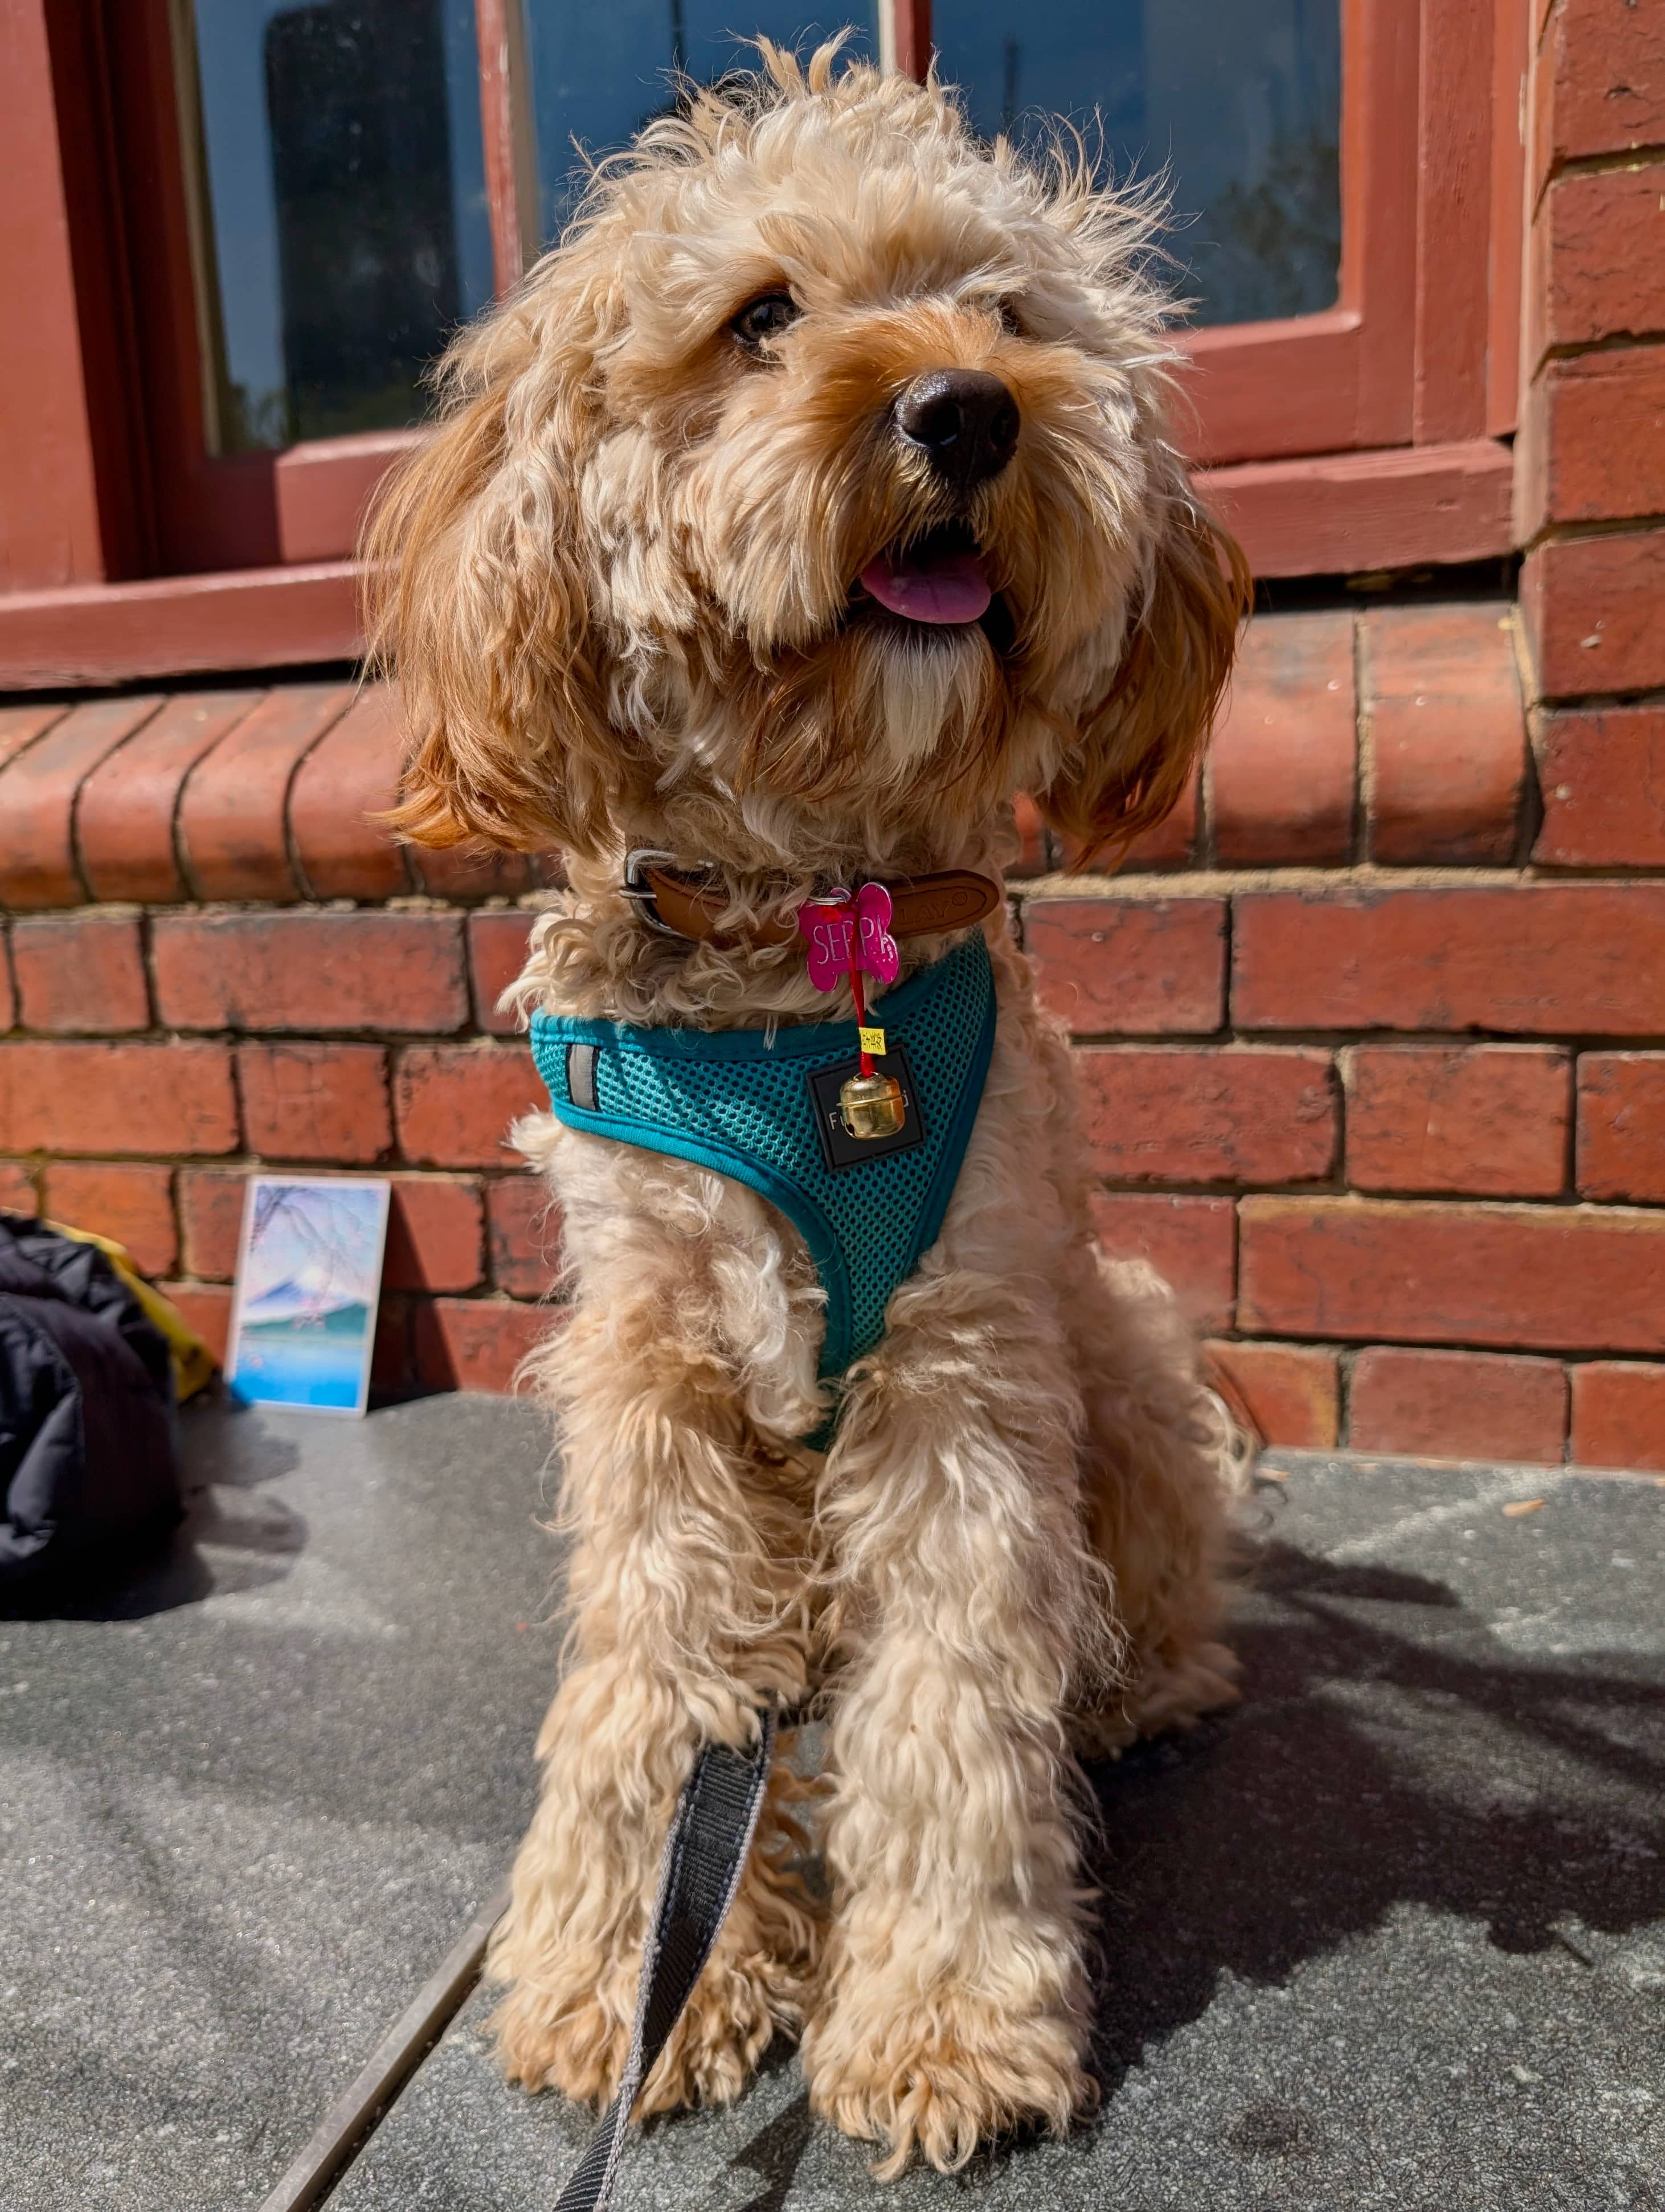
[1086,1532,1665,2099]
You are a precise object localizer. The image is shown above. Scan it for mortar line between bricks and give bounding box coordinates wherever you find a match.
[189,698,266,893]
[67,697,166,905]
[0,705,71,780]
[136,908,162,1035]
[1219,886,1234,1034]
[1519,509,1665,558]
[1234,1191,1665,1217]
[160,1272,559,1305]
[1531,685,1665,719]
[169,1029,523,1050]
[35,1146,1661,1216]
[1530,331,1665,379]
[1512,625,1547,866]
[6,1144,550,1189]
[1350,606,1369,865]
[1226,1187,1239,1325]
[1381,861,1665,884]
[1226,1319,1665,1365]
[1536,142,1665,205]
[1559,1054,1581,1200]
[1070,1036,1340,1052]
[279,689,360,904]
[170,698,267,905]
[226,1028,248,1155]
[1016,864,1658,896]
[1064,1029,1665,1053]
[1094,1181,1665,1209]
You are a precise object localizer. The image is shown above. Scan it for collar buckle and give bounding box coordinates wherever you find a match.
[621,849,714,938]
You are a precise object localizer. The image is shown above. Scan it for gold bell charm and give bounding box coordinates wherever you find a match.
[840,1066,907,1140]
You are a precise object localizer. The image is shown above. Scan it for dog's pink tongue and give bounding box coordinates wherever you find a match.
[861,547,992,625]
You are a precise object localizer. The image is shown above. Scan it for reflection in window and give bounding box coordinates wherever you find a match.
[932,0,1341,327]
[181,0,492,451]
[521,6,879,244]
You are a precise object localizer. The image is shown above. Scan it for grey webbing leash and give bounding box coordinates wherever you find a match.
[552,1706,778,2212]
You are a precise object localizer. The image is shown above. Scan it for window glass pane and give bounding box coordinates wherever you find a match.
[932,0,1341,327]
[179,0,493,451]
[522,5,879,243]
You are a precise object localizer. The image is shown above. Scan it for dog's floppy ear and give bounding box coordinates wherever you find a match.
[362,276,632,860]
[1037,493,1248,866]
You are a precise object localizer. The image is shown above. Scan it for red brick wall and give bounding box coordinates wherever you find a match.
[1492,0,1665,1468]
[0,685,562,1395]
[0,905,562,1393]
[1021,595,1662,1474]
[2,592,1662,1471]
[1516,0,1664,721]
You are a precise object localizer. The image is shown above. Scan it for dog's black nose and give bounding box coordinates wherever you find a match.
[895,369,1020,494]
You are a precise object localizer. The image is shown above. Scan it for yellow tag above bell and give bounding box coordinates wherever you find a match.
[858,1025,886,1055]
[839,1068,906,1139]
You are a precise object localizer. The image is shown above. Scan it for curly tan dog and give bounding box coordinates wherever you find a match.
[367,42,1248,2179]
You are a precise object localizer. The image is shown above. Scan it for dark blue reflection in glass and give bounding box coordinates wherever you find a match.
[186,0,492,449]
[522,5,879,244]
[933,0,1341,326]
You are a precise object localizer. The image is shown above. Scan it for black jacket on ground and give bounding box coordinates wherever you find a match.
[0,1217,183,1600]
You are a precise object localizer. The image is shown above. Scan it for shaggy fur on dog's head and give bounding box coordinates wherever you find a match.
[365,40,1245,885]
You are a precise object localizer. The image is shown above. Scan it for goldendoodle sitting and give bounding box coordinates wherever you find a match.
[368,41,1247,2180]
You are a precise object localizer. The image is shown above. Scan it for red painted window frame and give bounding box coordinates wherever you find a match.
[82,0,526,577]
[0,0,1528,686]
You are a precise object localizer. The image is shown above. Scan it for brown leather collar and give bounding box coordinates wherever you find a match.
[626,857,1001,946]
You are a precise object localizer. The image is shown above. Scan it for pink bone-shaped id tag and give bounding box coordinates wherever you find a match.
[798,901,856,992]
[798,883,899,992]
[855,881,899,984]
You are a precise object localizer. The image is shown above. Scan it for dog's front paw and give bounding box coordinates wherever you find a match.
[640,1942,811,2113]
[494,1972,635,2109]
[495,1952,796,2114]
[494,1869,821,2117]
[803,1986,1091,2178]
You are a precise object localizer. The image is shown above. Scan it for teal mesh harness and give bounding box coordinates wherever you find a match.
[529,933,996,1425]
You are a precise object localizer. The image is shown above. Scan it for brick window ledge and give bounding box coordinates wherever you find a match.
[0,600,1531,907]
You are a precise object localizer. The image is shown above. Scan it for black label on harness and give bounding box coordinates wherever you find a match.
[805,1045,928,1174]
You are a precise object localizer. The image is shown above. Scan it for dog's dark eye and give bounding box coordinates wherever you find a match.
[731,293,800,353]
[997,297,1028,338]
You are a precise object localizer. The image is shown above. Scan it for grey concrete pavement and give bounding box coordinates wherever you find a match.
[0,1392,561,2212]
[3,1403,1661,2211]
